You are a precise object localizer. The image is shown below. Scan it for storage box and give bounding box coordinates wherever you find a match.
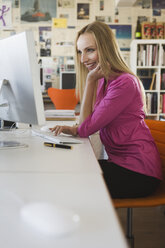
[150,23,156,39]
[156,22,164,39]
[142,22,151,39]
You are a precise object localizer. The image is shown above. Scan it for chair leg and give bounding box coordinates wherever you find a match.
[126,208,134,248]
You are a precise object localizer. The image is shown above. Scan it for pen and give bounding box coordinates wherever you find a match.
[44,142,72,149]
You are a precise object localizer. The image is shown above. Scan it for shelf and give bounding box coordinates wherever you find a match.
[137,66,159,69]
[130,39,165,120]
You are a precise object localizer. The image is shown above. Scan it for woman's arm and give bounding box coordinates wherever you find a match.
[50,64,104,136]
[78,75,138,138]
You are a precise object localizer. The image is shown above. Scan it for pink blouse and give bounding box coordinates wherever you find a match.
[78,73,163,180]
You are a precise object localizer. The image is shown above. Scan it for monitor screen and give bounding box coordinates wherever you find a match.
[60,71,76,89]
[0,31,45,126]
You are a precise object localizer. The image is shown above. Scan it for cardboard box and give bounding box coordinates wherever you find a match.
[156,22,164,39]
[142,22,151,39]
[150,23,156,39]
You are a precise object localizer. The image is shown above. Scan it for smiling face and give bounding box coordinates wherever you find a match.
[77,33,99,71]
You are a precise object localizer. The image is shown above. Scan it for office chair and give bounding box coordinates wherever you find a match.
[113,119,165,248]
[47,88,79,110]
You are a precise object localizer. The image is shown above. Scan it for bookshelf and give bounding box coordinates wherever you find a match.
[130,39,165,120]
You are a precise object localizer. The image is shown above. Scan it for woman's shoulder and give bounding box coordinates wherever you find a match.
[108,73,138,87]
[113,72,137,81]
[106,73,140,97]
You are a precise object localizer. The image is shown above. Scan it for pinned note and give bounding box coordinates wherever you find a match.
[52,18,67,28]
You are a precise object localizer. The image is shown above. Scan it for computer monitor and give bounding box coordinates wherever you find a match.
[0,31,45,127]
[60,71,76,89]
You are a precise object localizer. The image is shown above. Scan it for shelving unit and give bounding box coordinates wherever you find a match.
[130,39,165,120]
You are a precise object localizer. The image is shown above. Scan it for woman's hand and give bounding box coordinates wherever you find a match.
[50,125,78,136]
[87,64,104,84]
[79,64,104,124]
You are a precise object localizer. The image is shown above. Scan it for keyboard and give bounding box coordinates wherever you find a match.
[31,129,83,144]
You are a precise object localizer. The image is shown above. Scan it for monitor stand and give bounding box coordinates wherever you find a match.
[0,119,28,149]
[0,120,17,131]
[0,79,9,106]
[0,79,10,131]
[0,141,28,149]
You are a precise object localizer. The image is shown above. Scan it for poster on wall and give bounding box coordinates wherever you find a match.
[0,2,12,29]
[58,0,74,8]
[77,3,89,20]
[152,0,165,9]
[109,24,132,51]
[3,0,19,8]
[100,0,104,11]
[20,0,56,23]
[39,26,52,57]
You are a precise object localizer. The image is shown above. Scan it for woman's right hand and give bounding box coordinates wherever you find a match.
[50,125,78,136]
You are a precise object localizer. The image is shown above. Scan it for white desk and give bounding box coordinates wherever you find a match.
[0,125,128,248]
[0,127,101,174]
[0,173,128,248]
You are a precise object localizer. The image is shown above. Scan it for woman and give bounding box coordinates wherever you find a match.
[51,21,162,198]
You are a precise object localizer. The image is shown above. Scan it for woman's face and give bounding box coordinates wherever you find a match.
[77,33,99,71]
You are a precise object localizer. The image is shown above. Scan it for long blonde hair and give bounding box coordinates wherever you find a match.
[75,21,146,112]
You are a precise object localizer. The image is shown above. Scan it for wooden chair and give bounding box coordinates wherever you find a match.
[47,88,79,110]
[113,119,165,248]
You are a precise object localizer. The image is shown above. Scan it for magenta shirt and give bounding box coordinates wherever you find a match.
[78,73,163,180]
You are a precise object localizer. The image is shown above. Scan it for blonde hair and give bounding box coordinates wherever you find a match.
[75,21,146,112]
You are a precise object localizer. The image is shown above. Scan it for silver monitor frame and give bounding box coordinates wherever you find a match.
[0,31,45,126]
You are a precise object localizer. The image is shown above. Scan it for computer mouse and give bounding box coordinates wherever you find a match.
[20,202,80,236]
[40,126,51,132]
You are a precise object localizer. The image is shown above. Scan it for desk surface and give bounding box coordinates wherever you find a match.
[0,173,128,248]
[0,123,128,248]
[0,126,101,174]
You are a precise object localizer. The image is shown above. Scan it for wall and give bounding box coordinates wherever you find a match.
[0,0,164,90]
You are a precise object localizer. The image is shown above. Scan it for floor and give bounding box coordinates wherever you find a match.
[116,206,165,248]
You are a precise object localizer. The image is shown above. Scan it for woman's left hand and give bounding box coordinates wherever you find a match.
[87,63,104,84]
[50,125,78,136]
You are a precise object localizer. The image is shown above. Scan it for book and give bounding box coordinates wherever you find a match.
[146,44,152,66]
[161,45,165,66]
[152,44,159,66]
[163,94,165,114]
[146,93,152,114]
[151,93,157,114]
[160,94,163,113]
[142,45,146,66]
[45,109,77,121]
[45,109,75,117]
[149,72,156,90]
[161,73,165,90]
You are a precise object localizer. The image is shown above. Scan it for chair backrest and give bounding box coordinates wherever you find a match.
[113,119,165,208]
[47,88,79,110]
[145,119,165,176]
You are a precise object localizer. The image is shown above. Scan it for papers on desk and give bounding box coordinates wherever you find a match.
[45,110,76,121]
